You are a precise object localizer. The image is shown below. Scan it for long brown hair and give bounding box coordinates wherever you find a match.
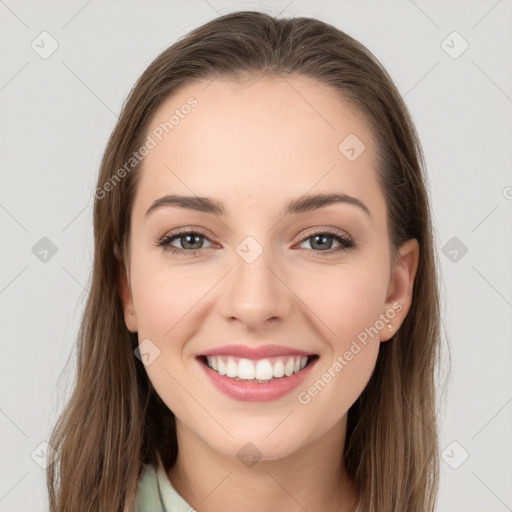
[47,10,445,511]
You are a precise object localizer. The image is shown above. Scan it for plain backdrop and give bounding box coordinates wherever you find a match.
[1,1,511,510]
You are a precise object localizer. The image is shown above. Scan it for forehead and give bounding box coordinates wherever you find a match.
[134,74,383,220]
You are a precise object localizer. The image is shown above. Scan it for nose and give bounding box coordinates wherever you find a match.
[219,242,292,329]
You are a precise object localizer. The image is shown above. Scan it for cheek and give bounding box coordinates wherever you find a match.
[129,255,210,415]
[130,254,210,341]
[294,262,388,348]
[290,264,386,416]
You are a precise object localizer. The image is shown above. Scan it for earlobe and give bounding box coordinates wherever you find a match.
[114,243,138,333]
[380,238,419,342]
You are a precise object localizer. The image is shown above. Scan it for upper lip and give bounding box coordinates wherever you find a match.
[199,344,316,359]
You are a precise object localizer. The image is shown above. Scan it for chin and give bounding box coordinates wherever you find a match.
[202,426,308,464]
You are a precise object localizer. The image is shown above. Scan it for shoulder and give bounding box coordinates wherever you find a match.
[135,463,162,511]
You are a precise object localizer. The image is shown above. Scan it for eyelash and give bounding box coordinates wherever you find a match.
[156,227,356,257]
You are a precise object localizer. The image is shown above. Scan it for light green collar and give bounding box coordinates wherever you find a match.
[136,457,195,512]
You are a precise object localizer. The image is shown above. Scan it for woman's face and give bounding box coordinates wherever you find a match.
[118,74,418,461]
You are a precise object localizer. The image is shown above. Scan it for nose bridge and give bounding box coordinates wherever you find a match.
[222,234,290,324]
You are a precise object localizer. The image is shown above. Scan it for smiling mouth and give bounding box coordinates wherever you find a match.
[197,354,319,383]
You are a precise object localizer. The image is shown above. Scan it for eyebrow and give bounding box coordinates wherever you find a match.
[145,192,371,219]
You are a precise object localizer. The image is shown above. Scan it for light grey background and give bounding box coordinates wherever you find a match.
[1,1,511,510]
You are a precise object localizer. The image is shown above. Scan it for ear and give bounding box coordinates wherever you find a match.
[379,238,419,342]
[114,243,138,333]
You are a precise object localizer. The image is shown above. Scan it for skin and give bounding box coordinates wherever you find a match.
[116,74,419,512]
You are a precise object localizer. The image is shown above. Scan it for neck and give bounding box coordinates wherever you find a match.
[168,416,359,512]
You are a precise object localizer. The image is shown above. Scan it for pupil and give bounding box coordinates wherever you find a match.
[184,234,202,249]
[312,234,332,250]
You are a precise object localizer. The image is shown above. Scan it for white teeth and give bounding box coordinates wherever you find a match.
[204,355,309,381]
[273,359,285,378]
[284,358,294,377]
[255,360,273,380]
[238,358,255,379]
[217,357,227,376]
[226,357,238,378]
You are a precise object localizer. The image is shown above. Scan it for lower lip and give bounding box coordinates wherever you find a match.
[197,357,318,402]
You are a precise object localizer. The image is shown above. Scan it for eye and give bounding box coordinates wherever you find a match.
[157,229,215,256]
[296,228,355,256]
[157,227,355,257]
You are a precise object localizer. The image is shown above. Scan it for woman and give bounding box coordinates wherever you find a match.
[47,10,442,512]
